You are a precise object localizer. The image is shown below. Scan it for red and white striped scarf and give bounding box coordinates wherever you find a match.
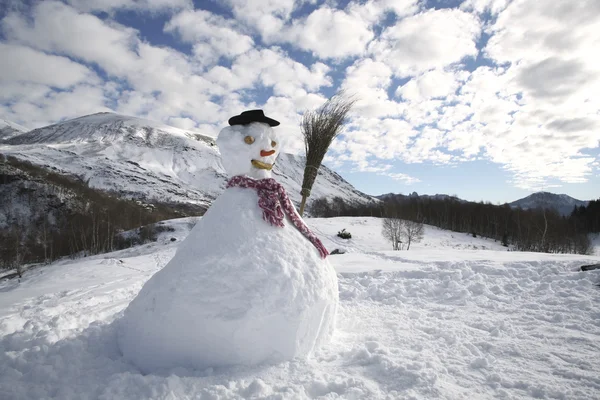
[226,175,329,259]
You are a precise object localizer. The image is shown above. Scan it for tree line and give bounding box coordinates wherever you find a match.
[0,156,193,272]
[309,194,597,255]
[571,199,600,234]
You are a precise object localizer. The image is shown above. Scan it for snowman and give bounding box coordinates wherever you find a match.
[118,110,339,373]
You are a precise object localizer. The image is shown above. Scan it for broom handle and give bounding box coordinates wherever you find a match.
[299,195,308,217]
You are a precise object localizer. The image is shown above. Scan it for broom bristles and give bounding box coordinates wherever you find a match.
[300,91,356,197]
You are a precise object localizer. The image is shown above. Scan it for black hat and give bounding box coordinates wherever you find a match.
[228,109,280,127]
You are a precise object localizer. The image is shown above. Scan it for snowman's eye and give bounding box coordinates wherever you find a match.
[244,136,255,145]
[271,140,277,147]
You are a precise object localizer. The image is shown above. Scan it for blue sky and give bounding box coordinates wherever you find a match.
[1,0,599,203]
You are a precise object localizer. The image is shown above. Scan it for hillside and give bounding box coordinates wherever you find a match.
[2,112,374,210]
[1,216,599,399]
[0,155,185,268]
[0,118,28,141]
[509,191,589,216]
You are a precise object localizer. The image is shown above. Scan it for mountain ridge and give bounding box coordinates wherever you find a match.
[0,112,376,211]
[377,190,590,216]
[508,191,589,216]
[0,118,29,141]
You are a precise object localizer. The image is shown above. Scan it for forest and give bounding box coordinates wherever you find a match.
[0,156,189,272]
[310,194,599,255]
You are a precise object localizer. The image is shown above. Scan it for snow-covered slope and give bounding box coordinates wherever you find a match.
[1,216,599,399]
[509,191,589,216]
[0,118,28,142]
[1,112,374,210]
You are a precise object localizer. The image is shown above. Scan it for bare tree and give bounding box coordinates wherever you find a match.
[382,217,404,250]
[403,220,424,250]
[299,91,356,216]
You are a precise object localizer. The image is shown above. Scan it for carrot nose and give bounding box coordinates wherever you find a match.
[260,149,276,157]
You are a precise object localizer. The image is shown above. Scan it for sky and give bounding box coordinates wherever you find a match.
[0,0,599,204]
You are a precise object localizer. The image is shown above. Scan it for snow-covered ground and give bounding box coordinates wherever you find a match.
[1,217,599,399]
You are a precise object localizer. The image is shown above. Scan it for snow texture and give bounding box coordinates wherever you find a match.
[0,112,374,209]
[0,118,28,141]
[117,123,338,372]
[1,217,599,399]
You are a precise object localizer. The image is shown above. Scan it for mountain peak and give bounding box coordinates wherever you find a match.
[2,112,374,210]
[0,118,29,141]
[509,192,589,215]
[6,112,214,146]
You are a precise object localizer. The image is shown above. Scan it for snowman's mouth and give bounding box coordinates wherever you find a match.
[251,160,274,170]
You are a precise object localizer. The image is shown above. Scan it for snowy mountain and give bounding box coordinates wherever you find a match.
[1,112,375,211]
[0,118,28,141]
[509,192,589,216]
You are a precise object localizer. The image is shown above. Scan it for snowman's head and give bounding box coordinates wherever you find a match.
[217,122,281,179]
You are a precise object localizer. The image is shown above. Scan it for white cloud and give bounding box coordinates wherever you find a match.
[485,0,600,65]
[0,43,97,88]
[347,0,419,23]
[460,0,508,15]
[2,1,139,76]
[223,0,304,42]
[1,85,111,128]
[341,58,404,119]
[225,0,420,61]
[1,2,230,126]
[206,48,332,96]
[403,127,449,164]
[282,7,374,59]
[331,117,419,167]
[369,8,481,77]
[385,172,421,185]
[357,164,392,173]
[168,116,197,130]
[346,160,420,185]
[474,0,600,189]
[0,82,51,105]
[164,9,254,66]
[65,0,191,13]
[397,69,468,101]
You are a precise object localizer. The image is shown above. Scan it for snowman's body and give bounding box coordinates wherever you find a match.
[118,119,338,373]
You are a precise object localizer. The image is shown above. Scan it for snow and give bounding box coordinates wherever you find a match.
[0,112,375,208]
[1,217,600,399]
[118,124,338,372]
[0,118,28,141]
[8,112,211,145]
[0,118,28,132]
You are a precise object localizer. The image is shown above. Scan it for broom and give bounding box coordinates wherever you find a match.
[299,91,356,216]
